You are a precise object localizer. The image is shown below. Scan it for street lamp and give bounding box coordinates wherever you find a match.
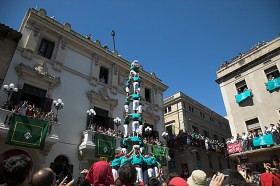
[111,30,116,52]
[87,108,96,130]
[162,132,168,140]
[145,126,152,142]
[53,99,64,122]
[114,117,121,135]
[2,83,18,109]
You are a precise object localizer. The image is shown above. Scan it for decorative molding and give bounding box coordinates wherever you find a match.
[15,63,61,96]
[87,89,118,108]
[53,61,63,72]
[111,86,117,95]
[32,22,43,37]
[22,48,33,60]
[63,23,71,32]
[60,36,68,50]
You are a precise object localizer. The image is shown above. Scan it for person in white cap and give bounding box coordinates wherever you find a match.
[187,169,207,186]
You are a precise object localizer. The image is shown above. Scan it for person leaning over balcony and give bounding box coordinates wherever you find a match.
[18,101,28,116]
[270,124,280,145]
[2,154,33,186]
[241,132,249,152]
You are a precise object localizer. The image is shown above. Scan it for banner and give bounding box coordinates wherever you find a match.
[265,77,280,91]
[235,89,251,103]
[227,142,242,154]
[5,114,48,149]
[95,133,116,159]
[253,134,274,147]
[153,145,167,166]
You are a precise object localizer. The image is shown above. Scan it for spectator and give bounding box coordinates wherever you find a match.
[32,168,56,186]
[147,176,160,186]
[2,154,33,186]
[168,177,188,186]
[187,170,206,186]
[118,163,137,186]
[85,161,114,185]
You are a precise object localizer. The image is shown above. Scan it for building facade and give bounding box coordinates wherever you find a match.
[163,92,233,177]
[216,36,280,170]
[0,8,168,181]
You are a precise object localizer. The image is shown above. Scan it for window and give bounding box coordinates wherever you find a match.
[189,106,194,113]
[245,118,261,132]
[164,106,172,113]
[235,80,248,94]
[203,130,209,138]
[166,125,174,136]
[99,66,109,84]
[265,65,280,80]
[145,88,151,102]
[168,106,172,112]
[200,112,205,118]
[39,38,54,59]
[208,155,213,169]
[210,117,214,123]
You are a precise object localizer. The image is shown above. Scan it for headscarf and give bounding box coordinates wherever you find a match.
[85,161,114,186]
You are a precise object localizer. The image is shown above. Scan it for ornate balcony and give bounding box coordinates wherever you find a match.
[0,108,60,154]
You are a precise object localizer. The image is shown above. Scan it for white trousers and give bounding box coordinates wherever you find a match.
[124,104,129,113]
[148,168,154,178]
[136,167,143,182]
[137,125,143,135]
[132,121,139,132]
[125,87,130,94]
[123,124,128,137]
[138,105,142,113]
[133,82,139,94]
[112,168,118,182]
[154,166,159,177]
[133,100,139,111]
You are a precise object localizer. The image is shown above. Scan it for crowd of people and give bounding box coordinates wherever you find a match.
[166,131,226,154]
[217,41,268,71]
[225,123,280,153]
[2,154,280,186]
[91,125,165,146]
[4,100,55,122]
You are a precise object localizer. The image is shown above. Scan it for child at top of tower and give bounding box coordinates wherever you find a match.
[129,60,140,79]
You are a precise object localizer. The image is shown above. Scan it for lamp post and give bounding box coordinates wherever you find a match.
[162,132,168,140]
[111,30,116,52]
[2,83,18,109]
[87,108,96,130]
[114,117,121,135]
[145,126,152,142]
[53,99,64,122]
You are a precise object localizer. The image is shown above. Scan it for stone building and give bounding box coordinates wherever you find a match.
[163,92,233,176]
[216,36,280,170]
[0,8,168,181]
[0,24,22,87]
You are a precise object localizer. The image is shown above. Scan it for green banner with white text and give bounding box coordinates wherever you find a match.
[5,114,48,149]
[95,133,116,160]
[153,145,167,166]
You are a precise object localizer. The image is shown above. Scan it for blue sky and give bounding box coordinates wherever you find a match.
[1,0,280,116]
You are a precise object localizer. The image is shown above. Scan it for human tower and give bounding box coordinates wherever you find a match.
[110,60,162,184]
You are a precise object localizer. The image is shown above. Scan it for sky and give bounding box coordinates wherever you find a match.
[0,0,280,116]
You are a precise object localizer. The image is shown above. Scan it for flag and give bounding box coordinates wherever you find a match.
[235,89,252,103]
[5,114,48,149]
[265,77,280,92]
[153,145,167,166]
[95,133,116,160]
[253,134,274,147]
